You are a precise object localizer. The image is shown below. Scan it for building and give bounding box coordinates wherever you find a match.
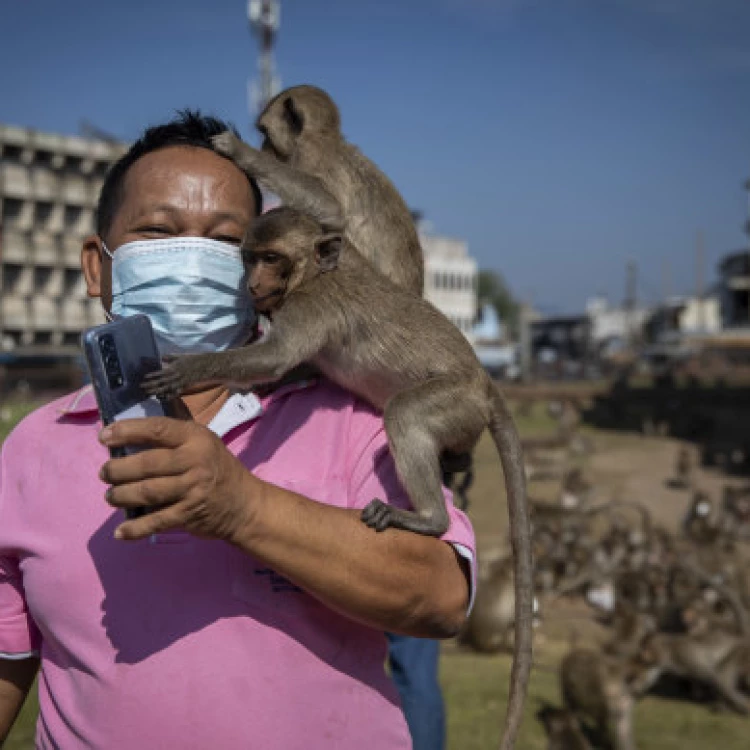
[718,251,750,330]
[420,230,478,342]
[585,296,650,348]
[0,122,481,357]
[642,296,721,344]
[0,123,127,354]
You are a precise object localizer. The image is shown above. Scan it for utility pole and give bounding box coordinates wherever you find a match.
[518,302,533,382]
[624,259,637,349]
[248,0,281,126]
[696,228,705,332]
[661,258,671,304]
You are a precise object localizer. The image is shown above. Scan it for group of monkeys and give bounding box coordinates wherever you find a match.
[458,434,750,750]
[142,85,533,749]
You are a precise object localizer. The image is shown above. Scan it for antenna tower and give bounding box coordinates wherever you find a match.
[248,0,281,126]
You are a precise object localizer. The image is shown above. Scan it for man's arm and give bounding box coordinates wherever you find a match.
[229,489,470,637]
[0,657,38,743]
[99,418,470,638]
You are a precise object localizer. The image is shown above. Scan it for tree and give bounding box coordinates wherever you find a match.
[477,270,519,336]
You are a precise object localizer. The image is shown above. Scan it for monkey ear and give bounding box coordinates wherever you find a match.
[314,234,342,273]
[283,97,304,135]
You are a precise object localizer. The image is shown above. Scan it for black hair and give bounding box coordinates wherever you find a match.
[96,109,263,238]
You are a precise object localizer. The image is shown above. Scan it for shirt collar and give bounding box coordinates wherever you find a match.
[56,379,318,436]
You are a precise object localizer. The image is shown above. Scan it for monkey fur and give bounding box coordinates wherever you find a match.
[211,84,424,297]
[144,207,533,750]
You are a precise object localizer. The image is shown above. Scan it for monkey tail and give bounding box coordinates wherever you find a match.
[487,382,534,750]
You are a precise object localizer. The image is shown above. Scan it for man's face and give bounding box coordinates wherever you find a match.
[81,145,257,311]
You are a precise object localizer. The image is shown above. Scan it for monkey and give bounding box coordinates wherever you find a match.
[213,84,479,482]
[559,468,592,511]
[459,555,518,654]
[536,703,593,750]
[673,446,693,488]
[682,491,718,544]
[442,460,474,512]
[142,206,533,750]
[210,84,424,297]
[560,649,638,750]
[632,628,750,714]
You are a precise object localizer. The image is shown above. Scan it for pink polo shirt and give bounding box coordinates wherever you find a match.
[0,379,475,749]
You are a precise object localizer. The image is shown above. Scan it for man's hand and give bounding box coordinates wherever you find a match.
[98,418,262,541]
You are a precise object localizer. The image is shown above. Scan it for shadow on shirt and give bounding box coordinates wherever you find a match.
[83,511,397,711]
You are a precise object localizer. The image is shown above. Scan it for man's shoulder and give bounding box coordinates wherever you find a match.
[279,378,381,425]
[2,388,95,451]
[260,379,387,473]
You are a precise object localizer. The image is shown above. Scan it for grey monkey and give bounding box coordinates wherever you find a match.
[144,207,533,750]
[212,84,424,297]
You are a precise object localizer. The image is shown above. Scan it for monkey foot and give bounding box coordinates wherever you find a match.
[360,499,448,537]
[361,499,394,532]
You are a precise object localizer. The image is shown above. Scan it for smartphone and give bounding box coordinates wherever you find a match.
[81,314,174,519]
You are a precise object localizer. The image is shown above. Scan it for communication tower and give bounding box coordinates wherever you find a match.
[248,0,281,124]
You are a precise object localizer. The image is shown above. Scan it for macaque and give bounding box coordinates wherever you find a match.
[682,492,717,544]
[144,207,532,750]
[211,85,424,297]
[560,649,638,750]
[632,629,750,714]
[536,703,592,750]
[459,556,518,653]
[674,447,693,488]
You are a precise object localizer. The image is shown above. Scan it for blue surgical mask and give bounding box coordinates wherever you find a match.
[103,237,255,357]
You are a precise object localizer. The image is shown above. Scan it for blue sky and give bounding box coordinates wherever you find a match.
[2,0,749,314]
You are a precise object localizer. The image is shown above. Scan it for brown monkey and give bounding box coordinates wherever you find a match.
[211,85,424,296]
[632,629,750,714]
[459,555,518,653]
[536,703,592,750]
[560,649,638,750]
[144,206,532,750]
[673,446,693,488]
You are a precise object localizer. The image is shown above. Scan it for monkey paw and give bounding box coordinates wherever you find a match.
[361,499,395,533]
[142,357,194,400]
[211,131,246,161]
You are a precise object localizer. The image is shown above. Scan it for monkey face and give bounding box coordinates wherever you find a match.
[256,86,341,161]
[243,246,294,313]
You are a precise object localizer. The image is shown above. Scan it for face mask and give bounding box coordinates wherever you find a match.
[103,237,255,357]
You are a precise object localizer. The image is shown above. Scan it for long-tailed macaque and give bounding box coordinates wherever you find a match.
[144,207,532,750]
[211,84,424,297]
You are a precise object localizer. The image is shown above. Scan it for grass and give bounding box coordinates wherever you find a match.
[3,395,750,748]
[442,647,750,750]
[0,401,40,442]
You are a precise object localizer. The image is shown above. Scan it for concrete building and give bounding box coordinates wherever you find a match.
[0,123,481,358]
[585,296,650,347]
[420,230,478,342]
[0,123,127,354]
[643,296,721,343]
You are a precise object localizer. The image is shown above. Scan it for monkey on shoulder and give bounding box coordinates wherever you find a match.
[144,206,534,750]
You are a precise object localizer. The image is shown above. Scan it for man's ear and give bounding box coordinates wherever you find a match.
[314,234,342,273]
[81,235,105,298]
[283,96,304,135]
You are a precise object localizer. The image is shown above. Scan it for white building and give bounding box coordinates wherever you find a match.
[0,123,127,353]
[420,231,478,342]
[585,296,650,345]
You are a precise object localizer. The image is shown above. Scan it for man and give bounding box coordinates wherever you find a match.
[0,112,475,749]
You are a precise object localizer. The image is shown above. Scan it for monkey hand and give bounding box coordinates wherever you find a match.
[98,416,261,542]
[142,354,218,399]
[212,131,257,165]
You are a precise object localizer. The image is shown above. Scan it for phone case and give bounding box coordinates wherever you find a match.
[81,314,172,519]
